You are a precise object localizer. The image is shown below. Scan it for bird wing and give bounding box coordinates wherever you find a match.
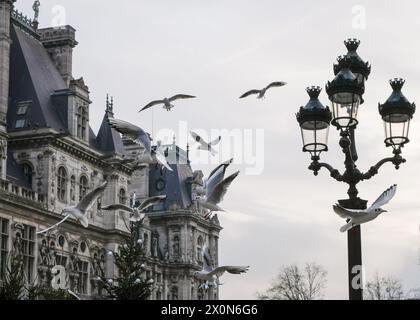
[206,160,233,196]
[169,94,196,102]
[37,215,70,235]
[208,266,250,278]
[101,204,134,213]
[138,195,167,212]
[368,184,397,210]
[202,245,213,272]
[190,131,204,144]
[155,149,173,172]
[139,100,165,112]
[333,204,366,219]
[107,118,151,153]
[239,90,260,99]
[207,171,239,204]
[209,136,222,146]
[76,182,108,213]
[266,81,287,90]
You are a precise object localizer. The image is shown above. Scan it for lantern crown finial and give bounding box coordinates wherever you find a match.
[306,86,322,99]
[389,78,405,91]
[344,38,360,52]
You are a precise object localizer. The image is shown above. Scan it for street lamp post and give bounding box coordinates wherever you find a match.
[296,39,416,300]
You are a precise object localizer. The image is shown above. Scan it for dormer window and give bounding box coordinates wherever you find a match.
[15,119,26,129]
[76,105,88,140]
[17,106,29,115]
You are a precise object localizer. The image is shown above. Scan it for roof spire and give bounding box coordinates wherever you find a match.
[32,0,40,30]
[106,94,114,117]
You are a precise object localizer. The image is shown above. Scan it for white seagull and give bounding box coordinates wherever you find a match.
[37,182,108,234]
[193,245,249,290]
[139,94,196,112]
[197,171,239,214]
[107,117,172,171]
[107,117,151,155]
[102,195,166,222]
[333,184,397,233]
[196,159,234,196]
[240,81,287,99]
[154,146,173,172]
[190,132,221,156]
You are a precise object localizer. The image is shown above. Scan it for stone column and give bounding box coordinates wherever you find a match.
[0,0,14,179]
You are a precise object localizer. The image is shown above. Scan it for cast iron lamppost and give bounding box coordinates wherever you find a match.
[296,39,416,300]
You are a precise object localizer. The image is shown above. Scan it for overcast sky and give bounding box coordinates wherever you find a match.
[16,0,420,299]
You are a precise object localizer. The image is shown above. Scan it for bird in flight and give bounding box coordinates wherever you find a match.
[197,170,239,217]
[196,158,234,196]
[37,182,108,234]
[107,117,151,154]
[139,94,196,112]
[102,195,166,222]
[190,132,221,156]
[193,244,249,290]
[240,81,287,99]
[333,184,397,233]
[107,116,172,171]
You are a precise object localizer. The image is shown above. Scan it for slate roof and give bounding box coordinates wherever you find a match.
[96,112,127,157]
[8,24,67,133]
[149,145,193,210]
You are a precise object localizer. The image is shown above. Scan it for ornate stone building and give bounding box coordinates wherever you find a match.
[0,1,221,300]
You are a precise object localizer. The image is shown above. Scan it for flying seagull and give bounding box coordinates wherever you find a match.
[240,81,287,99]
[197,171,239,215]
[154,146,173,172]
[196,159,234,196]
[107,117,172,171]
[193,244,249,290]
[37,182,108,234]
[190,131,221,156]
[139,94,196,112]
[102,195,166,222]
[107,117,151,154]
[333,184,397,233]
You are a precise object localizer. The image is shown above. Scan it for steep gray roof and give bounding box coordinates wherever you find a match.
[8,24,67,133]
[149,145,193,210]
[96,113,127,156]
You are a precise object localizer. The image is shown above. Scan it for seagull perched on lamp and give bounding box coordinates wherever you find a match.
[333,184,397,233]
[139,94,196,112]
[240,81,287,99]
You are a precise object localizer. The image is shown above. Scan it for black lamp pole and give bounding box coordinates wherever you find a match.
[297,39,416,300]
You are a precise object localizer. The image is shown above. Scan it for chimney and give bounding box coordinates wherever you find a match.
[38,25,78,86]
[0,0,15,179]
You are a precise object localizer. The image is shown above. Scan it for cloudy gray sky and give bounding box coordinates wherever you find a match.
[16,0,420,299]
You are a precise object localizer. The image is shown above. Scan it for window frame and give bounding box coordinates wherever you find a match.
[57,167,68,202]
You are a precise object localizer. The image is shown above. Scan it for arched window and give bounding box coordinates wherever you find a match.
[70,175,76,201]
[21,163,33,186]
[79,176,88,201]
[77,106,88,140]
[197,236,203,262]
[119,188,127,205]
[57,167,67,202]
[173,236,180,256]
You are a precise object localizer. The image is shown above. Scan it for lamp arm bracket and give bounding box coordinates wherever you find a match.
[309,158,344,181]
[361,153,406,180]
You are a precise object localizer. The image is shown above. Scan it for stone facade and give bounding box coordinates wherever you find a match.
[0,1,221,300]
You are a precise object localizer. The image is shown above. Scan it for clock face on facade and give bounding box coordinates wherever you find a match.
[156,178,166,191]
